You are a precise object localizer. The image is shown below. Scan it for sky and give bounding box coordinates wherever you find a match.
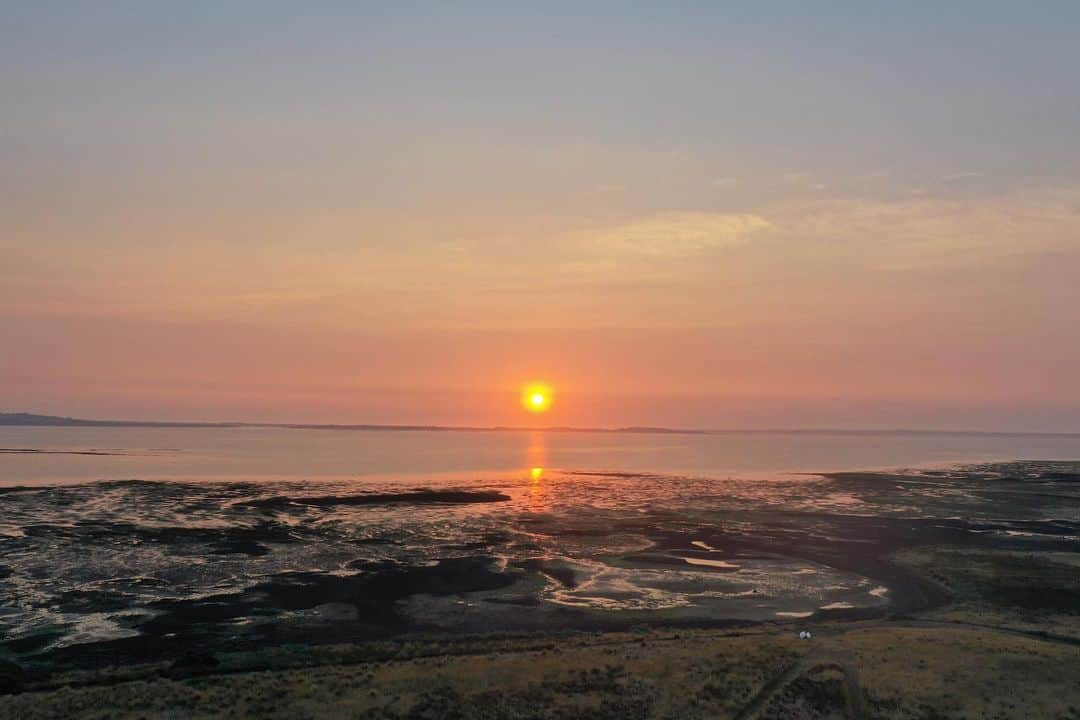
[3,2,1080,430]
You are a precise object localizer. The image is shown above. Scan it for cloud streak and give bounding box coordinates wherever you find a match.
[577,212,774,257]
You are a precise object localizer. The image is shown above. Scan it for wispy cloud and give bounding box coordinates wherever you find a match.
[772,188,1080,270]
[942,172,984,182]
[579,212,773,257]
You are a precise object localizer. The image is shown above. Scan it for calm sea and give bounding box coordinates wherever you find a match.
[3,426,1080,486]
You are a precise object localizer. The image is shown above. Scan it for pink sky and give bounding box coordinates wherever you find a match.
[3,6,1080,431]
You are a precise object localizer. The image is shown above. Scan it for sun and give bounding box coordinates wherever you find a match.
[521,382,553,414]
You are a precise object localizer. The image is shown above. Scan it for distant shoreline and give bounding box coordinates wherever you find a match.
[1,412,1078,438]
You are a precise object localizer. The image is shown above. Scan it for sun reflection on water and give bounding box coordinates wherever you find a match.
[525,432,550,511]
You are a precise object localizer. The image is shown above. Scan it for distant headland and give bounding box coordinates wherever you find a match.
[2,412,1078,437]
[0,412,702,435]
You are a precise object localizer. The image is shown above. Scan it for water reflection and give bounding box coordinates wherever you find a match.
[525,431,547,471]
[525,432,549,512]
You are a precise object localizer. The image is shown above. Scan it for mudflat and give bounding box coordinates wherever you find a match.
[2,461,1080,718]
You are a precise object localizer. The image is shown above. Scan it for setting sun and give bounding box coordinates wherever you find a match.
[521,383,553,414]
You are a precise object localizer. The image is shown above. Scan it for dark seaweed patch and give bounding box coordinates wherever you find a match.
[237,489,510,511]
[37,556,521,668]
[19,520,297,547]
[1,631,66,655]
[0,449,121,456]
[565,471,661,479]
[1042,471,1080,482]
[210,539,270,556]
[47,589,134,613]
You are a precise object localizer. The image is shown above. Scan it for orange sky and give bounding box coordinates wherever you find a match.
[3,5,1080,430]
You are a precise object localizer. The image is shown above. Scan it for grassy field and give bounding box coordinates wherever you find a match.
[0,630,807,720]
[846,626,1080,720]
[2,622,1079,719]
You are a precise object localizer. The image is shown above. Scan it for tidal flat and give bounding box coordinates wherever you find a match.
[2,457,1080,718]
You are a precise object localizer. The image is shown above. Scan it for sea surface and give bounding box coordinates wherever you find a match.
[2,427,1080,670]
[5,426,1080,485]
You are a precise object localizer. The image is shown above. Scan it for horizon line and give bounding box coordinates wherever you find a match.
[2,412,1079,439]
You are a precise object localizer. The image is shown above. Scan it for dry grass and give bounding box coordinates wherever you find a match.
[842,626,1080,720]
[4,624,1080,719]
[0,630,805,720]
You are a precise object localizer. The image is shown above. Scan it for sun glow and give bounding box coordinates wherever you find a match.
[521,382,553,414]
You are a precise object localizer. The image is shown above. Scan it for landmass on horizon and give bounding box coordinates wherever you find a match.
[2,412,1079,438]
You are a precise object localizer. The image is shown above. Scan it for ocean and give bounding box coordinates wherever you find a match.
[4,425,1080,485]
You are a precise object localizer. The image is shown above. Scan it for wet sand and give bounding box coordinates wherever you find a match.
[1,462,1079,716]
[1,462,1077,678]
